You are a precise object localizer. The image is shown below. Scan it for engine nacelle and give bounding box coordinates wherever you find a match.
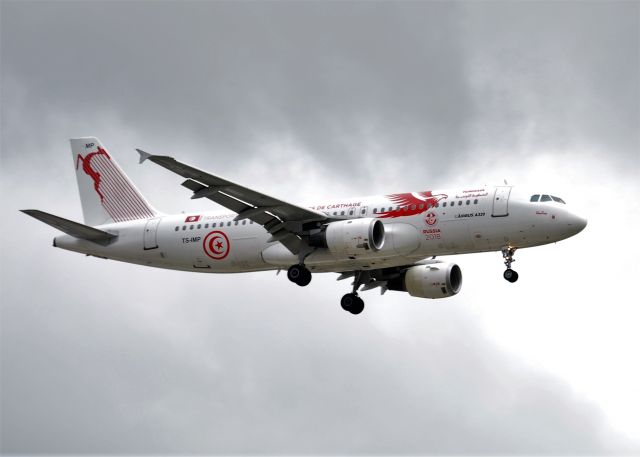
[389,263,462,299]
[314,218,385,257]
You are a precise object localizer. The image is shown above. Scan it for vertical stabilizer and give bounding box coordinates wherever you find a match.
[70,137,157,226]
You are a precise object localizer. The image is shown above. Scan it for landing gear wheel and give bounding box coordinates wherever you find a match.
[501,246,519,282]
[287,264,312,286]
[351,296,365,315]
[503,269,519,283]
[340,293,365,315]
[297,268,312,287]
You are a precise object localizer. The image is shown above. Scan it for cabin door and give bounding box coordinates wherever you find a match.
[491,186,512,217]
[144,217,161,250]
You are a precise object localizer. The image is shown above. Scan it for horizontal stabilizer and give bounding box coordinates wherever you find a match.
[21,210,117,245]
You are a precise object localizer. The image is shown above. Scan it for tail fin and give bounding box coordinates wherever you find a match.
[70,137,157,225]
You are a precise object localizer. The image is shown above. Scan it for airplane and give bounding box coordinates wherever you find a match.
[22,137,587,315]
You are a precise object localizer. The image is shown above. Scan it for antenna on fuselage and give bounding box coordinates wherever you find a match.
[504,179,509,185]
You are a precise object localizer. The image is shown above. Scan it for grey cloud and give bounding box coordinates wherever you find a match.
[0,236,612,453]
[461,2,639,169]
[2,1,475,190]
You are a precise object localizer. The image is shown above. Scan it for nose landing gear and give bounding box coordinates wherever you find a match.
[502,246,519,283]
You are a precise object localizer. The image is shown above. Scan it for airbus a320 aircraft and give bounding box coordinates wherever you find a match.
[23,138,587,314]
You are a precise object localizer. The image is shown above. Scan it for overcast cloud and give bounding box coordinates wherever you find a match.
[1,1,639,454]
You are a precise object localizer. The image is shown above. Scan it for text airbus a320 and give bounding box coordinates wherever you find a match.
[23,137,587,315]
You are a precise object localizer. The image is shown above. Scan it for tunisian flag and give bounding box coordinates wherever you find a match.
[185,215,201,223]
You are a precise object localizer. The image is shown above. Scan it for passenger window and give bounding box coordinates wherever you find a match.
[333,212,337,216]
[182,226,186,231]
[212,223,216,228]
[474,199,478,204]
[435,203,439,208]
[419,204,424,210]
[227,221,231,226]
[175,226,179,231]
[242,220,246,225]
[373,208,378,213]
[458,201,462,206]
[340,211,345,216]
[190,225,194,230]
[197,224,201,229]
[205,223,209,228]
[411,204,416,210]
[466,200,470,205]
[361,209,366,215]
[530,194,540,202]
[541,195,552,202]
[443,202,447,207]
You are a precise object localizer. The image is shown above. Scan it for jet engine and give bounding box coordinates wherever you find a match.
[388,262,462,299]
[310,218,385,257]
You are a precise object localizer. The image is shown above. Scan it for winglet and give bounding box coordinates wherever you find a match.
[136,148,152,164]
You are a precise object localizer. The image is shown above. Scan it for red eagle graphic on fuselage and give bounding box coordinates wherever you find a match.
[377,191,448,219]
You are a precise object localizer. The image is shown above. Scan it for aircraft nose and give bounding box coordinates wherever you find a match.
[567,212,587,235]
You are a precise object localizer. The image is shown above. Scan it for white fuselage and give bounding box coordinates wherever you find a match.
[54,186,586,274]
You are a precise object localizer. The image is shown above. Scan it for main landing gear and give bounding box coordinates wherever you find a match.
[502,246,519,283]
[287,264,365,315]
[341,293,365,315]
[340,271,367,315]
[287,264,312,287]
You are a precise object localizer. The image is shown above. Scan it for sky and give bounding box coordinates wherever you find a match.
[1,0,639,454]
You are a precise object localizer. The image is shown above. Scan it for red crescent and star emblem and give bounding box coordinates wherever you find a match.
[203,230,230,260]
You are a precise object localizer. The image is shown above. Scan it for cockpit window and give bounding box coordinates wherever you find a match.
[551,196,566,204]
[540,194,552,202]
[530,194,540,202]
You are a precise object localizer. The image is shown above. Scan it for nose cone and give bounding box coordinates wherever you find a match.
[566,212,588,236]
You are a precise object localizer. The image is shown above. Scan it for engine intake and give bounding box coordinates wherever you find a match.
[311,218,385,257]
[388,262,462,299]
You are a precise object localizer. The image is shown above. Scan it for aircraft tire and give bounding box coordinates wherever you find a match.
[503,269,519,283]
[288,264,312,286]
[341,293,365,314]
[351,296,365,315]
[296,268,312,287]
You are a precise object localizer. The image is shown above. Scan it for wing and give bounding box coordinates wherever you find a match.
[137,150,328,254]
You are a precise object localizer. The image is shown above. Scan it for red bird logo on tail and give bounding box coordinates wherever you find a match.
[377,191,447,218]
[75,147,111,202]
